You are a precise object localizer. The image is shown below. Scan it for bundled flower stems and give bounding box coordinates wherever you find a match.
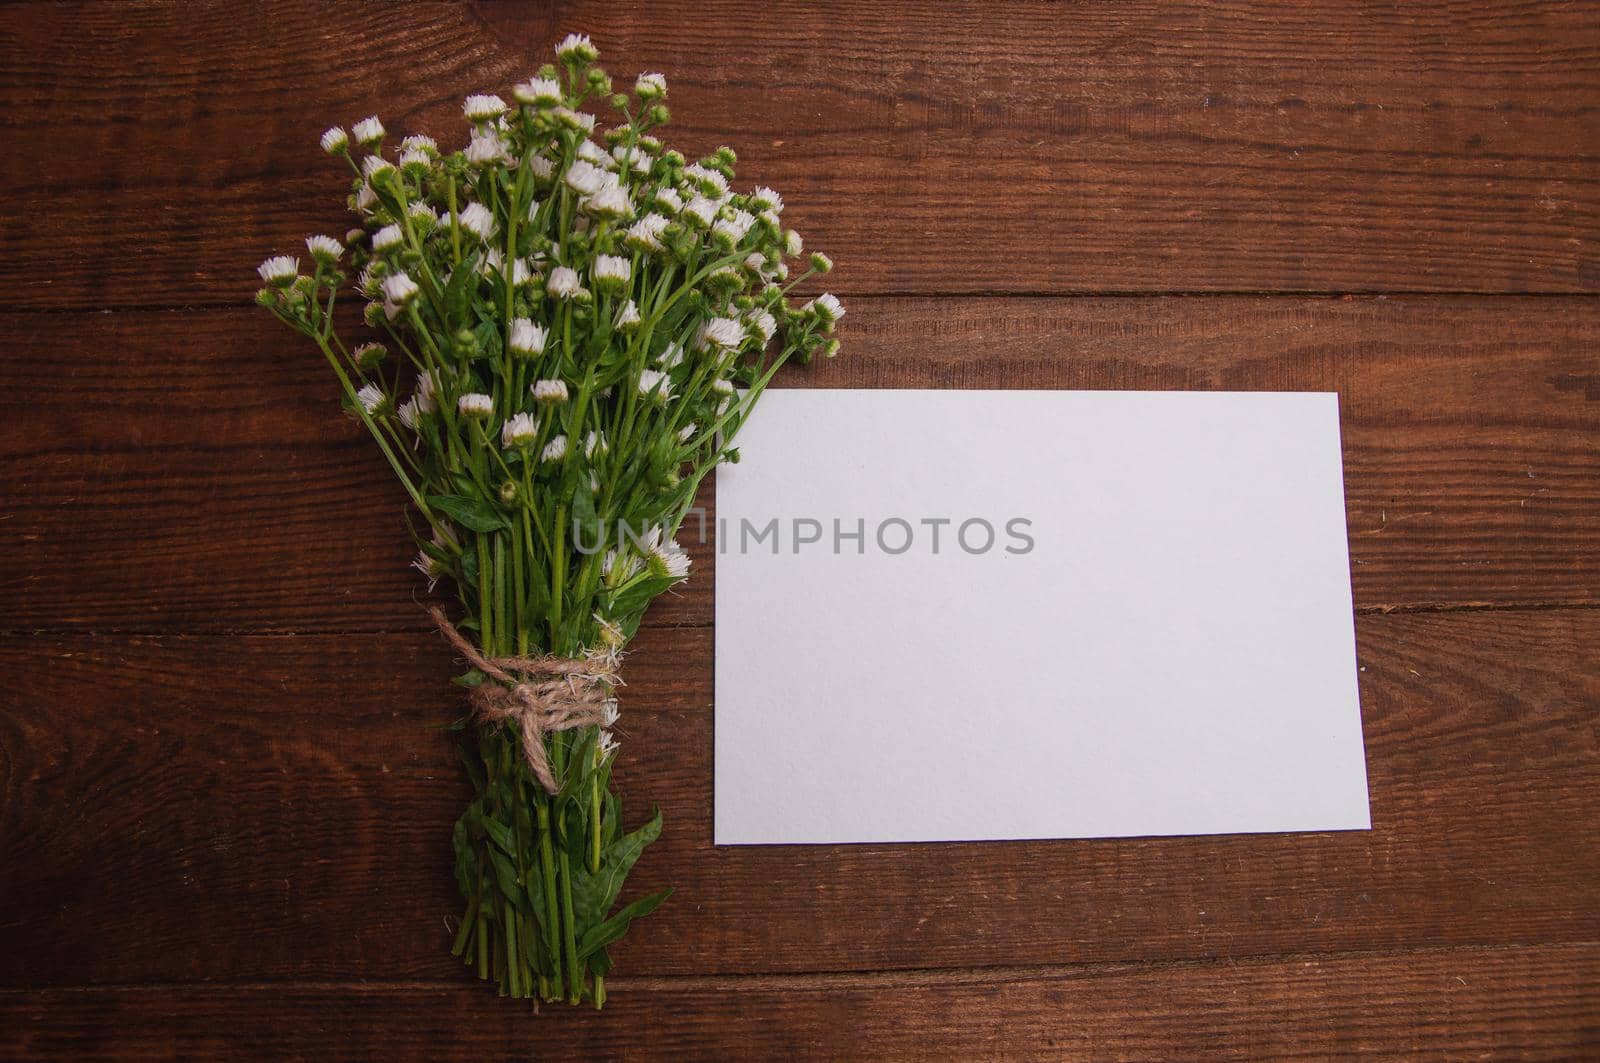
[257,32,842,1008]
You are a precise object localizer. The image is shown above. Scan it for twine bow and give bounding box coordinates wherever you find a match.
[429,606,621,794]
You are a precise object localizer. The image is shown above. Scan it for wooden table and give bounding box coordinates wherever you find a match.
[3,3,1597,1058]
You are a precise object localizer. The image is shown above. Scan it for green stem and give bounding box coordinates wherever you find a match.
[503,899,521,997]
[559,850,581,1004]
[536,797,564,992]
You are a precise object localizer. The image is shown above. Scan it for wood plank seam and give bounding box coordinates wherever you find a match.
[6,940,1594,995]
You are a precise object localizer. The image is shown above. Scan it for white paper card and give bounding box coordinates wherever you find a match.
[714,389,1368,845]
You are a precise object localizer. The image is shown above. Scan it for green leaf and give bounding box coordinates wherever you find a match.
[457,741,486,792]
[570,476,601,551]
[451,667,487,688]
[427,493,510,533]
[478,812,515,857]
[577,888,672,959]
[587,806,663,916]
[443,253,477,320]
[487,846,527,909]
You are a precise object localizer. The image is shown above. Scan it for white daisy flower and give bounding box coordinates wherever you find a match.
[555,32,596,61]
[682,163,729,198]
[412,547,447,589]
[626,212,670,251]
[354,183,378,213]
[612,144,652,174]
[678,424,697,444]
[635,71,667,99]
[397,396,422,431]
[352,341,386,368]
[458,202,496,242]
[407,201,439,226]
[653,187,683,213]
[748,310,777,345]
[361,154,395,180]
[602,697,620,727]
[810,251,834,273]
[712,377,736,401]
[785,230,803,256]
[457,392,493,419]
[700,316,744,350]
[807,293,844,324]
[415,372,438,413]
[514,77,563,107]
[593,255,630,285]
[257,255,299,286]
[546,266,583,299]
[525,154,554,180]
[563,158,610,196]
[713,209,755,246]
[603,548,642,582]
[371,224,404,252]
[319,126,349,155]
[637,368,670,398]
[532,379,569,405]
[381,272,419,305]
[541,434,569,463]
[708,265,743,290]
[584,430,607,457]
[465,130,509,167]
[658,341,684,370]
[584,184,633,219]
[400,133,438,154]
[559,108,597,133]
[647,532,691,580]
[683,196,719,227]
[615,299,642,330]
[352,116,385,146]
[509,318,547,356]
[501,411,538,448]
[750,186,783,212]
[399,147,432,174]
[577,139,613,167]
[463,94,507,122]
[355,383,387,415]
[598,730,619,759]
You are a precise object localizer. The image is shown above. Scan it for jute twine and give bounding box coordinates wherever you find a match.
[429,606,622,794]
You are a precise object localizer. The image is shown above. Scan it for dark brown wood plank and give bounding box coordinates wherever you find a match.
[1,296,1595,632]
[3,609,1596,985]
[3,944,1597,1060]
[2,1,1597,307]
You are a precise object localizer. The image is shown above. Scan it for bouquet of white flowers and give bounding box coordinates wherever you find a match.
[255,32,842,1008]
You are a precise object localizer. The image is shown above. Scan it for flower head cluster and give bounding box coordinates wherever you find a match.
[256,32,843,650]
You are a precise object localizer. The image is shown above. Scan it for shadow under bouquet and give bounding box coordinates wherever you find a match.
[255,31,841,1008]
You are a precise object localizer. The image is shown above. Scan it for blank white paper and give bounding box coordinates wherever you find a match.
[713,389,1369,845]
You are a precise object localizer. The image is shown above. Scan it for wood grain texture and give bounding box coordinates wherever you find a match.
[2,1,1597,308]
[2,296,1596,634]
[3,610,1596,985]
[4,944,1597,1060]
[4,0,1599,1055]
